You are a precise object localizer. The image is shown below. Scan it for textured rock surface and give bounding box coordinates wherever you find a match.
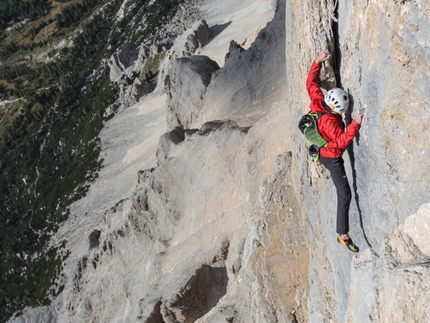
[108,0,204,109]
[404,203,430,257]
[108,42,140,83]
[164,55,220,129]
[9,0,430,322]
[181,20,210,57]
[119,78,156,108]
[283,0,430,322]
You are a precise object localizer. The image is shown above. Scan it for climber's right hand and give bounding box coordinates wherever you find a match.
[354,108,366,124]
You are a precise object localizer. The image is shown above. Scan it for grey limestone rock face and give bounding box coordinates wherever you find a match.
[7,306,57,323]
[345,217,430,323]
[118,78,156,108]
[283,0,430,322]
[195,4,288,129]
[182,20,210,57]
[164,55,220,129]
[108,43,156,108]
[161,264,228,323]
[108,42,139,83]
[107,0,204,109]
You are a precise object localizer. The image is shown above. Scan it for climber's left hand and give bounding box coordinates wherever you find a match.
[315,49,331,64]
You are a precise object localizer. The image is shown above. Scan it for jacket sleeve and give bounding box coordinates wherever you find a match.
[306,62,325,113]
[322,117,361,151]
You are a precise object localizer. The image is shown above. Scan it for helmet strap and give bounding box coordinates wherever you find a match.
[321,100,331,112]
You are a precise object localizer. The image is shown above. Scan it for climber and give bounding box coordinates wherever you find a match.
[306,49,365,253]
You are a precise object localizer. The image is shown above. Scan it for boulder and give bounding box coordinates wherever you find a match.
[108,42,139,83]
[182,20,210,57]
[119,78,156,108]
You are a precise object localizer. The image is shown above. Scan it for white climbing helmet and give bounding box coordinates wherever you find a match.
[324,88,349,114]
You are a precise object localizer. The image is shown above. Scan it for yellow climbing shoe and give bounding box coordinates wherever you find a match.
[337,235,359,253]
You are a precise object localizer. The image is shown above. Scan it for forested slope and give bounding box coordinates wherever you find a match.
[0,0,190,321]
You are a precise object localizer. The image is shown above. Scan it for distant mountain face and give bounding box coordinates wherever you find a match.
[0,0,197,321]
[4,0,430,322]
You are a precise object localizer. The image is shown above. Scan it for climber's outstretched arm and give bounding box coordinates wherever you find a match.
[306,49,331,113]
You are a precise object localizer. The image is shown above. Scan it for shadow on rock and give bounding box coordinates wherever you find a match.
[208,21,232,43]
[346,95,373,250]
[161,265,228,323]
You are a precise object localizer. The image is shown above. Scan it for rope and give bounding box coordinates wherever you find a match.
[330,0,339,22]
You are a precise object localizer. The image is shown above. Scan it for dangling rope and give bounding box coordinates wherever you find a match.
[330,0,339,22]
[329,0,376,254]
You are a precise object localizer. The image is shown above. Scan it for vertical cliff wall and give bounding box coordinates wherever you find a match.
[284,0,430,322]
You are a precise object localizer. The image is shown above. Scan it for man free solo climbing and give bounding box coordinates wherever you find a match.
[306,49,365,252]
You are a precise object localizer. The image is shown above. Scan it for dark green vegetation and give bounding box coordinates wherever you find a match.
[0,1,121,320]
[115,0,185,47]
[0,0,52,30]
[0,0,185,322]
[56,0,101,29]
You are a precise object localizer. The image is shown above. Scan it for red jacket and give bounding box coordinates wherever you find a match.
[306,62,361,158]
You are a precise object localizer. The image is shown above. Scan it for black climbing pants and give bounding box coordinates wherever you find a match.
[319,155,351,235]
